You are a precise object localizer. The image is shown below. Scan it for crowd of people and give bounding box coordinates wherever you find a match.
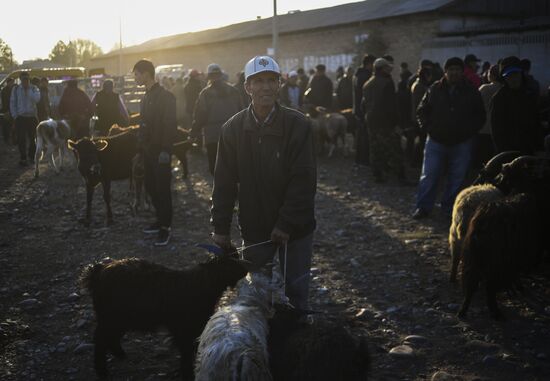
[1,52,549,232]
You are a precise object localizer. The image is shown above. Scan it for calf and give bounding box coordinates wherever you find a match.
[34,119,72,177]
[68,129,137,226]
[80,252,248,379]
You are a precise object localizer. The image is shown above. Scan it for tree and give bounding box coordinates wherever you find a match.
[0,39,16,72]
[353,31,388,67]
[49,39,103,66]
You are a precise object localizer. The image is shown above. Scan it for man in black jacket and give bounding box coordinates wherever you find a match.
[305,64,333,109]
[353,54,376,165]
[413,57,485,219]
[133,59,177,246]
[211,55,316,312]
[491,56,541,155]
[363,58,405,183]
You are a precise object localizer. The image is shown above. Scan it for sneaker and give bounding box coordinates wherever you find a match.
[143,222,161,234]
[154,227,171,247]
[412,208,430,220]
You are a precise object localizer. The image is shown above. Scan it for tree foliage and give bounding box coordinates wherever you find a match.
[0,39,16,72]
[49,39,103,66]
[353,31,388,67]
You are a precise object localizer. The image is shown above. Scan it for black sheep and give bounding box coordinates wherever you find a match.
[268,309,370,381]
[80,254,248,379]
[458,193,540,320]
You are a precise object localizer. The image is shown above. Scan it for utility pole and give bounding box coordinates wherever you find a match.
[118,16,123,76]
[272,0,278,59]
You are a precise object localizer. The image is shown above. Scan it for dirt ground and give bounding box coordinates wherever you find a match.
[0,142,549,381]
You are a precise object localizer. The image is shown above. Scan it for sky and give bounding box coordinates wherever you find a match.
[1,0,356,63]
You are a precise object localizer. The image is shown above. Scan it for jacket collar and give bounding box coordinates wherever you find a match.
[244,102,283,136]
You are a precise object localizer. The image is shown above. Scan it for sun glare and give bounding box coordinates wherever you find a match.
[2,0,351,63]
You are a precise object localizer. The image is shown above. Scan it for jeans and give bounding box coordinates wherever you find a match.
[416,136,473,213]
[144,152,173,228]
[15,116,37,161]
[243,233,313,310]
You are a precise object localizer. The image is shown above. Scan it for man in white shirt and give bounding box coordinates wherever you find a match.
[10,71,40,166]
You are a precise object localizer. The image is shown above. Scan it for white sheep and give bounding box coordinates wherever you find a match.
[195,258,288,381]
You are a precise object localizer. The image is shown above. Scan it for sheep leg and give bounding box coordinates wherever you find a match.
[486,282,502,320]
[93,324,109,378]
[449,240,460,283]
[108,330,127,359]
[173,334,195,380]
[458,271,479,319]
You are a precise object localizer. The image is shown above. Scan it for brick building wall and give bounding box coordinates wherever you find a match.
[88,13,441,81]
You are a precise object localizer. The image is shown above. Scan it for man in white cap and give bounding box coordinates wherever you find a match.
[211,56,317,315]
[191,63,243,174]
[280,70,303,110]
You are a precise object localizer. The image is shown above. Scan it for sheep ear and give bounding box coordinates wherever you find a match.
[94,139,109,151]
[67,139,77,151]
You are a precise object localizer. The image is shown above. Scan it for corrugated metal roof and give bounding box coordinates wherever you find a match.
[97,0,455,59]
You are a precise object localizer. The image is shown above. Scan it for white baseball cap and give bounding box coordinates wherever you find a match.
[288,70,298,77]
[244,56,281,81]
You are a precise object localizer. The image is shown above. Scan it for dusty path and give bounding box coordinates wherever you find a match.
[0,142,549,381]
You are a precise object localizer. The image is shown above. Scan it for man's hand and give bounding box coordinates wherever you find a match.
[158,151,170,164]
[271,227,289,245]
[212,233,232,249]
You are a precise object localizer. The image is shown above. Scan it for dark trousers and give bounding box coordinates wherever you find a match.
[144,152,173,228]
[243,233,313,310]
[206,143,218,175]
[1,114,13,144]
[354,118,370,165]
[15,116,37,161]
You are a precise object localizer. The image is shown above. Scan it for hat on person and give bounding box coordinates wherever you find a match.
[315,64,326,71]
[373,58,392,70]
[288,70,298,78]
[444,57,464,70]
[464,54,481,64]
[206,63,222,76]
[244,56,281,81]
[499,56,523,78]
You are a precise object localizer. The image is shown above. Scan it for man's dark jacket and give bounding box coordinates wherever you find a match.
[362,72,397,132]
[353,67,372,119]
[138,82,176,154]
[416,78,485,146]
[336,75,353,110]
[212,103,316,243]
[184,77,203,116]
[491,84,541,154]
[306,74,333,109]
[94,90,122,133]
